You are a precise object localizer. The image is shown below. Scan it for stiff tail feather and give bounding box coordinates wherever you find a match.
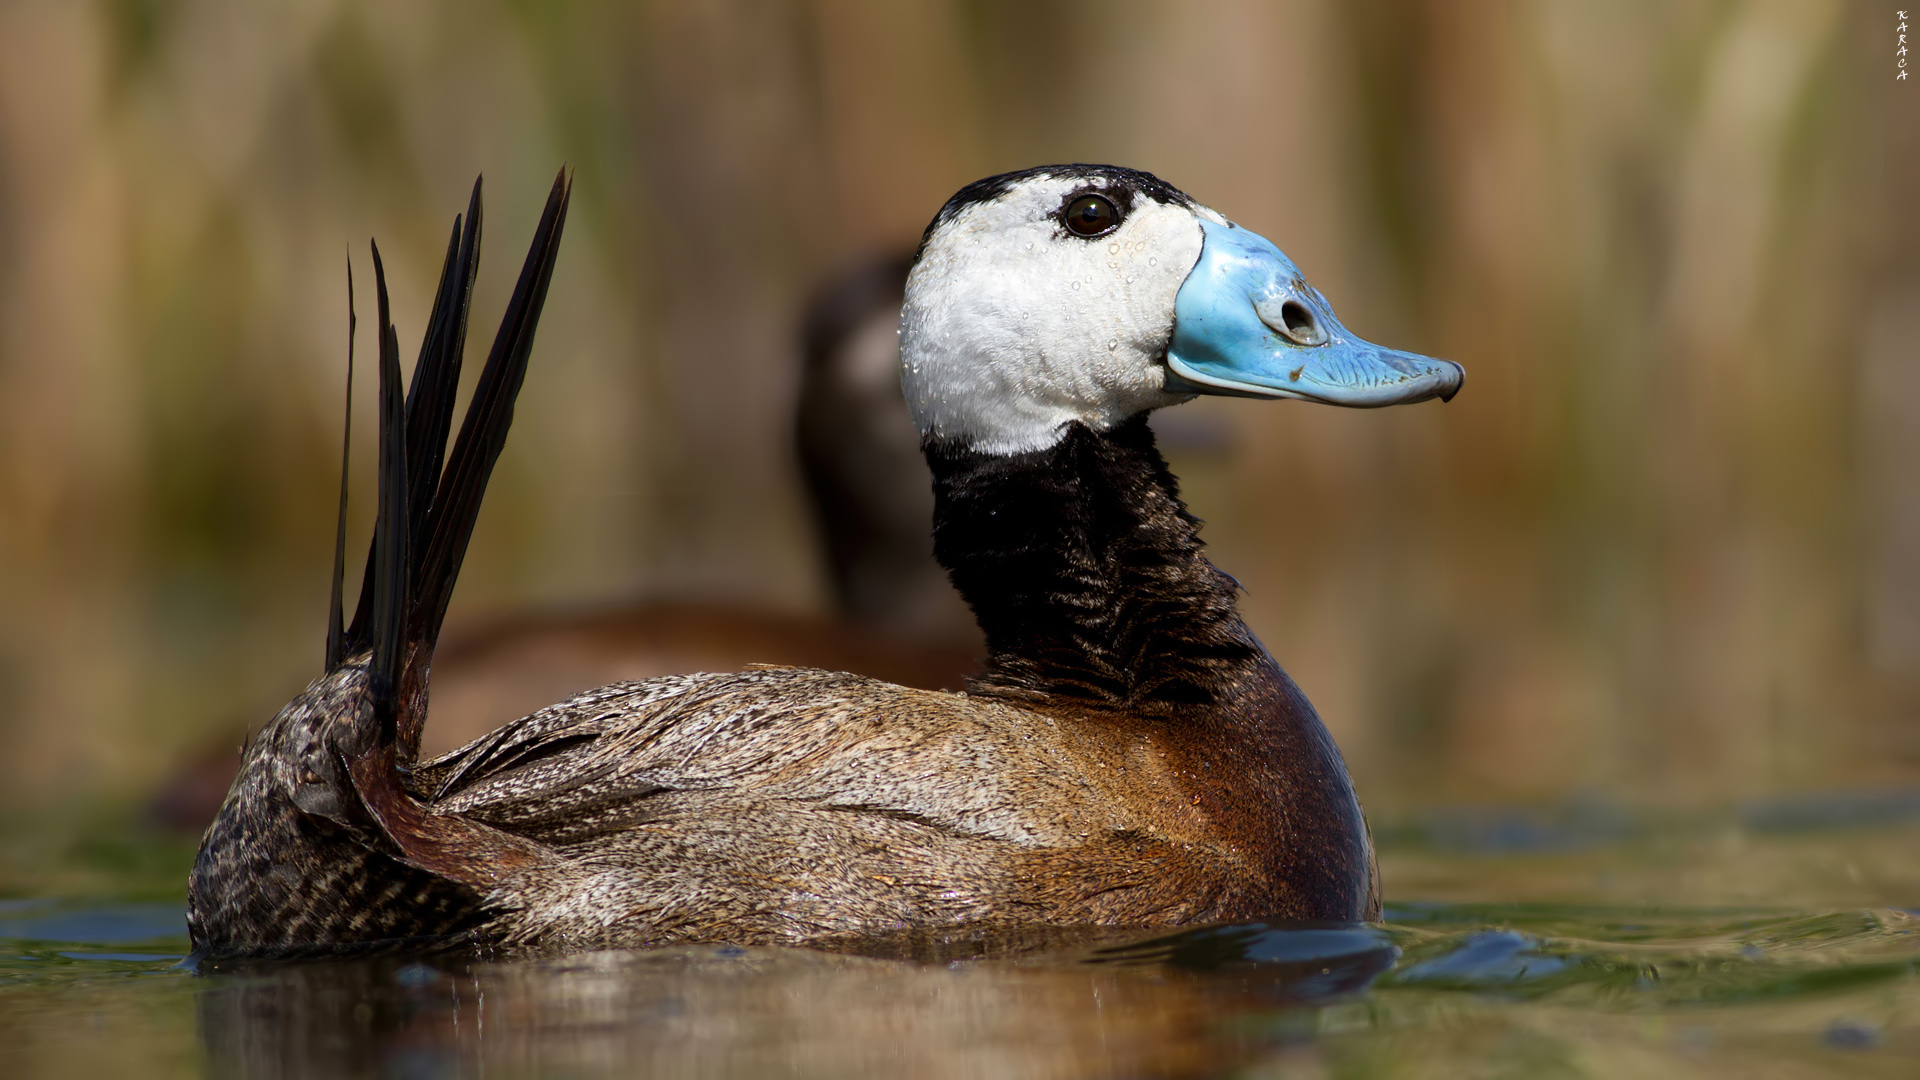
[324,256,355,673]
[328,168,572,757]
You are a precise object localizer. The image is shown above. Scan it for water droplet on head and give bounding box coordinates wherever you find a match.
[1108,338,1118,351]
[1148,257,1157,266]
[1108,242,1120,254]
[1071,280,1080,290]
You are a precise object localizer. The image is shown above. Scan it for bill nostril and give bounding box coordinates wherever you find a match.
[1279,300,1326,346]
[1257,294,1330,346]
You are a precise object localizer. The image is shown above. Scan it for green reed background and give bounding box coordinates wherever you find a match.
[0,0,1911,814]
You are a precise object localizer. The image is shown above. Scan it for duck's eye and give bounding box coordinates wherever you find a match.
[1064,194,1119,237]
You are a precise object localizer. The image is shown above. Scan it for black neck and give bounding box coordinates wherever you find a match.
[927,415,1266,711]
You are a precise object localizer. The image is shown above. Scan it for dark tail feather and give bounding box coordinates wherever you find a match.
[410,169,571,659]
[404,178,483,561]
[332,170,569,750]
[347,181,484,646]
[368,242,411,735]
[325,255,357,673]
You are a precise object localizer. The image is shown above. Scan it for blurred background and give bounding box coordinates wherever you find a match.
[0,0,1913,821]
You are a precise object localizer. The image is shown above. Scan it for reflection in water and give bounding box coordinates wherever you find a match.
[5,822,1920,1077]
[194,926,1397,1079]
[182,904,1920,1078]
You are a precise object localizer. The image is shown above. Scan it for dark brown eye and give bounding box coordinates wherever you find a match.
[1064,194,1119,237]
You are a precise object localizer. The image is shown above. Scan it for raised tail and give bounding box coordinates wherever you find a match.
[334,169,571,759]
[188,170,570,955]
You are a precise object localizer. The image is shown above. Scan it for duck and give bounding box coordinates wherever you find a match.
[187,164,1461,957]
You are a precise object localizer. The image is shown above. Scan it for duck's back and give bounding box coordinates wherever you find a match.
[417,667,1251,947]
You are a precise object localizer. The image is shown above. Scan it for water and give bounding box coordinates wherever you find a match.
[3,807,1917,1078]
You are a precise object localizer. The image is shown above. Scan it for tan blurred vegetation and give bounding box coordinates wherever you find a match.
[0,0,1912,814]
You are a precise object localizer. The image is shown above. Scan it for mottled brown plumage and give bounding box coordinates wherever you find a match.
[186,164,1442,958]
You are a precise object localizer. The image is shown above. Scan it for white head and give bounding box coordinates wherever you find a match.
[900,165,1462,456]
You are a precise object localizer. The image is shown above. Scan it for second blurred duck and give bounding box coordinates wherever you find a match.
[423,252,979,755]
[797,254,978,646]
[147,251,977,830]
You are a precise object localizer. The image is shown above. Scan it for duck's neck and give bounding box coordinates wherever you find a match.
[930,413,1379,919]
[926,414,1264,711]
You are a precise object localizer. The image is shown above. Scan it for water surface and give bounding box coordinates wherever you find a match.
[3,807,1916,1078]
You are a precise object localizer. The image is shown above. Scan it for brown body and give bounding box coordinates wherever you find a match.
[191,662,1372,952]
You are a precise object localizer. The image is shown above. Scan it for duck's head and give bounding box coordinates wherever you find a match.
[902,164,1463,455]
